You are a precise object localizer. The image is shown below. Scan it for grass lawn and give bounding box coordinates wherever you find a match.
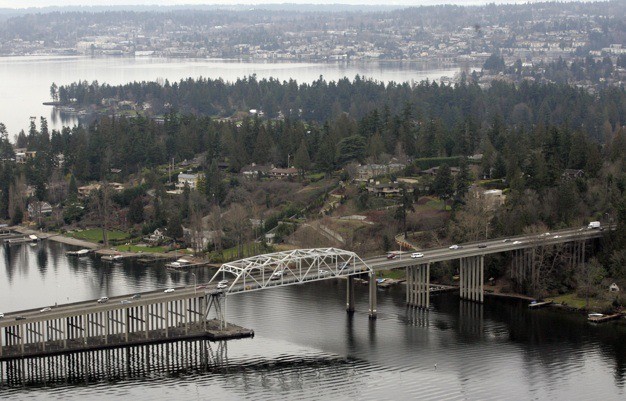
[377,269,406,280]
[68,229,131,242]
[548,293,612,311]
[112,244,169,253]
[211,242,267,262]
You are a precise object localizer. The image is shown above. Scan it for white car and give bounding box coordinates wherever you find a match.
[0,312,4,319]
[217,282,228,289]
[411,252,424,258]
[218,279,229,286]
[449,245,461,250]
[513,241,522,245]
[40,307,52,313]
[164,288,175,293]
[553,235,561,239]
[271,270,283,280]
[97,297,109,303]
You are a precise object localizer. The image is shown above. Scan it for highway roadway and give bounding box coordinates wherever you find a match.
[364,225,606,270]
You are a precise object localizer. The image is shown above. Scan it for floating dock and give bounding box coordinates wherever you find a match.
[528,300,554,309]
[5,237,36,245]
[588,313,622,323]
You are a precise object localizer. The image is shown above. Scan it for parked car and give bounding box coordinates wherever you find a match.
[97,297,109,303]
[164,288,175,293]
[40,307,52,313]
[411,252,424,258]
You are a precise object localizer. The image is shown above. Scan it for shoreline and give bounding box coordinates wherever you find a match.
[11,226,101,250]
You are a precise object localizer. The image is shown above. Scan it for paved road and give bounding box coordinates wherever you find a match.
[365,226,605,270]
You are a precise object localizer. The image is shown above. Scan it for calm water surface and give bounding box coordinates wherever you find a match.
[1,240,626,400]
[0,56,461,137]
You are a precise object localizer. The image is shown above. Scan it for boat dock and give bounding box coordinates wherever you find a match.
[136,255,177,265]
[4,236,37,245]
[528,300,554,309]
[166,261,209,270]
[588,313,622,323]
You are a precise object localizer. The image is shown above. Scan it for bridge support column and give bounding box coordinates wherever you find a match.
[406,263,430,308]
[460,256,484,303]
[368,272,377,319]
[346,276,355,313]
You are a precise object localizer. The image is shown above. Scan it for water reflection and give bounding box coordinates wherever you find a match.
[1,240,626,399]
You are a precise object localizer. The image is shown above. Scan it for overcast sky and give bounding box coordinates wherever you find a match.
[0,0,596,9]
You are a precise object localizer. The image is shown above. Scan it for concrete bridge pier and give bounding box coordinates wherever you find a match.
[346,276,355,313]
[368,272,377,319]
[571,239,586,269]
[460,256,484,303]
[406,263,430,308]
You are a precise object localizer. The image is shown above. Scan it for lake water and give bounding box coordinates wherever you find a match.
[2,240,626,400]
[0,56,461,138]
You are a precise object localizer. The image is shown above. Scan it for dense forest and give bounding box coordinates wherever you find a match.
[2,74,625,296]
[58,75,625,142]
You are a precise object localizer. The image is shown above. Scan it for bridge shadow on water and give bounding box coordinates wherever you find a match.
[0,339,228,388]
[0,338,357,390]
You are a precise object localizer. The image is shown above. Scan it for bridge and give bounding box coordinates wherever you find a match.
[366,226,606,307]
[0,248,375,362]
[0,226,607,364]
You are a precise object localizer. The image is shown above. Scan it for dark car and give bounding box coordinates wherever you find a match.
[387,253,397,260]
[15,315,26,321]
[478,244,487,249]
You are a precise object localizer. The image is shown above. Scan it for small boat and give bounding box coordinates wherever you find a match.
[165,258,192,269]
[101,254,124,262]
[66,249,91,257]
[588,313,603,318]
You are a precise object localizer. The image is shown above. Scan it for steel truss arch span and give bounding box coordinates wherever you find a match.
[208,247,373,295]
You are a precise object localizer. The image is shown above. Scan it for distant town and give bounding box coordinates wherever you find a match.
[0,1,625,90]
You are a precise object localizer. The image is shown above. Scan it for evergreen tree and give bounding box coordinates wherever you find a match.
[128,196,144,225]
[293,138,311,175]
[433,164,454,208]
